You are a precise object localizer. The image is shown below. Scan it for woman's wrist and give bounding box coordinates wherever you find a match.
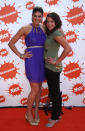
[54,60,59,66]
[20,54,24,59]
[54,60,57,65]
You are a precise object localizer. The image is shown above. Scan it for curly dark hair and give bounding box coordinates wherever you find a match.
[32,6,43,16]
[45,12,62,35]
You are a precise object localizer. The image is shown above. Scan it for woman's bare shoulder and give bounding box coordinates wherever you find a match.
[21,24,32,35]
[22,24,32,30]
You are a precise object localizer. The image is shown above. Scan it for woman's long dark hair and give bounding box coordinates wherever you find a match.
[44,12,62,35]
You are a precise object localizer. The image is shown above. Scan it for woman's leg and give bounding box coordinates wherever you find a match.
[45,68,62,127]
[34,82,42,121]
[26,82,40,122]
[45,68,62,120]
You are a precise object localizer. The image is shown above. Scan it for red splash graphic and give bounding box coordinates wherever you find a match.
[73,0,79,2]
[65,6,85,25]
[0,4,20,24]
[20,98,28,105]
[0,62,18,79]
[0,29,11,42]
[0,96,5,103]
[83,98,85,104]
[62,94,69,102]
[72,83,85,95]
[40,88,48,103]
[43,12,49,22]
[0,49,8,57]
[26,1,35,10]
[45,0,59,6]
[65,31,78,43]
[44,12,49,18]
[43,80,47,83]
[9,84,22,96]
[67,50,74,57]
[63,61,83,79]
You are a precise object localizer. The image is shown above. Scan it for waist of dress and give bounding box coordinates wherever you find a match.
[27,46,44,48]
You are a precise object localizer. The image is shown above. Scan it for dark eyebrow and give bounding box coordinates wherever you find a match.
[34,15,42,17]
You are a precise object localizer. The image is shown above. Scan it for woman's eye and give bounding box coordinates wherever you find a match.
[34,15,42,18]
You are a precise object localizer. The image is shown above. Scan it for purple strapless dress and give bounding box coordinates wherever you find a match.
[25,24,46,82]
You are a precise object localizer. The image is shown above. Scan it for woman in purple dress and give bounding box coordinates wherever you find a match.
[8,7,46,126]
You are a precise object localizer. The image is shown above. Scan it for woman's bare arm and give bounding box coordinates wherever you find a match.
[8,26,32,59]
[8,27,25,58]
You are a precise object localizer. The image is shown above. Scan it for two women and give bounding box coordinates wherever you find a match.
[8,6,72,127]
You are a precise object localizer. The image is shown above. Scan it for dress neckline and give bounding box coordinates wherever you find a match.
[31,23,40,29]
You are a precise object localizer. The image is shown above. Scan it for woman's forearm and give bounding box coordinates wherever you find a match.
[55,46,72,65]
[8,40,21,58]
[8,27,25,58]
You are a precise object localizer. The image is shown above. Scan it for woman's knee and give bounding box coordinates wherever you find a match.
[30,83,40,93]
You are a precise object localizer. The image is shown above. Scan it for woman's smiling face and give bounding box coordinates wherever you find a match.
[46,17,56,31]
[32,11,43,26]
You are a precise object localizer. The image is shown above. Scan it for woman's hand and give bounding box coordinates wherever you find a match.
[47,56,56,65]
[20,51,32,59]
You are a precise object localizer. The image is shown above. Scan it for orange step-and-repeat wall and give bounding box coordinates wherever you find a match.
[0,0,85,107]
